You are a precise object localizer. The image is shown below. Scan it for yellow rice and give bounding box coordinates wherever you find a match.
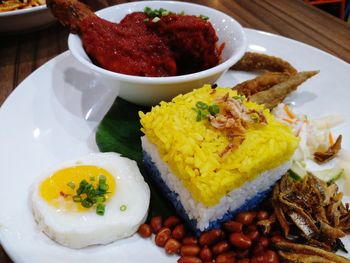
[140,85,299,206]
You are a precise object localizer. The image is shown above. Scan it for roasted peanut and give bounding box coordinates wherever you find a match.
[172,224,186,240]
[155,227,171,247]
[223,221,243,233]
[212,241,230,255]
[180,245,201,257]
[265,250,279,263]
[177,256,202,263]
[164,215,181,229]
[270,235,283,244]
[182,236,198,246]
[216,251,236,263]
[252,242,264,254]
[247,230,260,241]
[199,245,212,261]
[150,216,163,234]
[199,228,223,246]
[247,225,257,232]
[257,210,269,221]
[236,249,249,259]
[164,238,181,255]
[138,223,152,238]
[258,237,269,249]
[230,233,252,249]
[235,211,255,225]
[271,230,281,236]
[251,253,267,263]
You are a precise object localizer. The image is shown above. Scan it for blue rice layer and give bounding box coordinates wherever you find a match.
[143,151,272,235]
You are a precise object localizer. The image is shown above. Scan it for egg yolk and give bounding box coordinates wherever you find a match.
[39,165,116,212]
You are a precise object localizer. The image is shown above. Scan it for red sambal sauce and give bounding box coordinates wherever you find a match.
[79,11,221,77]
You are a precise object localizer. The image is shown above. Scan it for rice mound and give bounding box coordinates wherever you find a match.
[139,85,299,207]
[139,85,299,232]
[142,136,291,231]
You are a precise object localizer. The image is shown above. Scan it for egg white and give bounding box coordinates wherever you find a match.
[31,152,150,249]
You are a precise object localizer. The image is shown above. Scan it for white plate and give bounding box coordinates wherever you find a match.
[0,5,55,33]
[1,28,350,262]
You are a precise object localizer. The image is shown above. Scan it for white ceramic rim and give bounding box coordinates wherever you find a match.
[68,0,247,84]
[1,28,350,263]
[0,4,47,17]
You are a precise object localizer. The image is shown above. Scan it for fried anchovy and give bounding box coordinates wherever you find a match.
[275,241,350,263]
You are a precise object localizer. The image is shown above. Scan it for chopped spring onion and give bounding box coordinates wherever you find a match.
[120,204,127,211]
[152,17,161,23]
[232,95,244,101]
[96,203,105,216]
[199,14,209,20]
[208,104,220,115]
[196,101,208,110]
[67,181,75,189]
[71,175,109,215]
[193,101,220,121]
[144,7,172,18]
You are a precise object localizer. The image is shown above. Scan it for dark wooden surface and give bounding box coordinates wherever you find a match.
[1,0,350,261]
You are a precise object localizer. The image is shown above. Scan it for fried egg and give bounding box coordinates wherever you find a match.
[31,152,150,249]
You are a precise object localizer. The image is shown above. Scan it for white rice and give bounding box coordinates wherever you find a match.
[142,136,291,231]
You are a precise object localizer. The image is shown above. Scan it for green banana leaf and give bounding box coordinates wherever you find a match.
[95,98,175,218]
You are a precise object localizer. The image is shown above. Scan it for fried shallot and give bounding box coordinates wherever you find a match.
[314,135,342,163]
[231,51,298,75]
[209,93,266,157]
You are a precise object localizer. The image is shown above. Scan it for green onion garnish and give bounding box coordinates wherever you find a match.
[199,14,209,20]
[70,175,109,215]
[96,203,105,216]
[232,95,244,101]
[194,101,220,121]
[73,196,82,202]
[144,7,173,18]
[250,113,259,122]
[208,104,220,115]
[196,101,208,110]
[67,181,75,189]
[152,17,161,23]
[96,196,106,203]
[120,205,127,211]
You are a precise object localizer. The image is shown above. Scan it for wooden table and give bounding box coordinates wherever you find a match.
[0,0,349,261]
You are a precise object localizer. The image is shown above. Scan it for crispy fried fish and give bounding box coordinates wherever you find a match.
[232,52,297,75]
[233,72,291,97]
[250,71,319,109]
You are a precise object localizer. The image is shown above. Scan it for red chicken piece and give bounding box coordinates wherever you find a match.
[47,0,177,77]
[47,0,220,77]
[147,14,220,75]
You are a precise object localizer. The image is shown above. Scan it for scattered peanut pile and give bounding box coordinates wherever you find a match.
[137,174,350,262]
[138,211,281,263]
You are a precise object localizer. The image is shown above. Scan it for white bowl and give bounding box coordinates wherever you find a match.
[0,5,55,33]
[68,1,247,106]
